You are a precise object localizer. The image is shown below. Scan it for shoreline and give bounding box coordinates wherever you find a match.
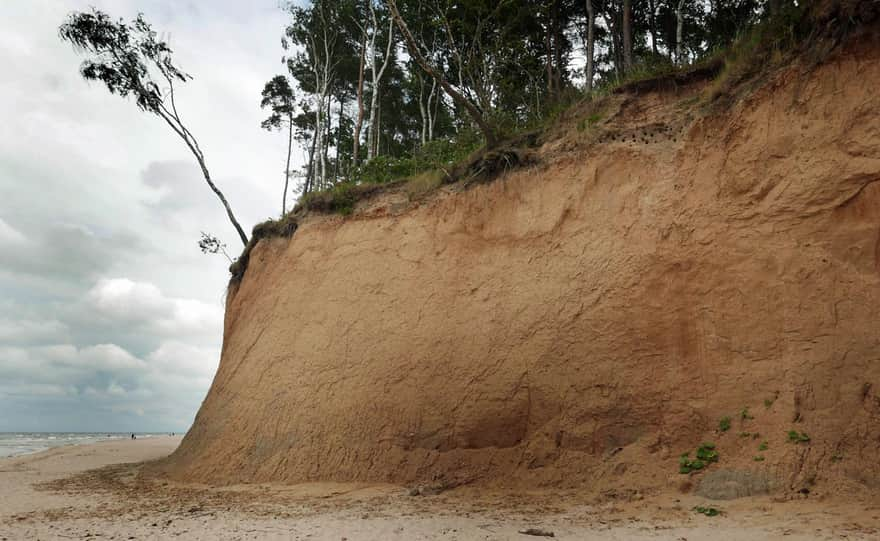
[2,437,879,540]
[0,433,174,460]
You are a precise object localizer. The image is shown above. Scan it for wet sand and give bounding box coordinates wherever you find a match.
[1,437,879,540]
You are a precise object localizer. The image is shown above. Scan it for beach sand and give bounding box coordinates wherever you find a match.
[1,437,879,540]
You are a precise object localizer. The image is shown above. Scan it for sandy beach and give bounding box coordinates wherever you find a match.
[0,437,877,540]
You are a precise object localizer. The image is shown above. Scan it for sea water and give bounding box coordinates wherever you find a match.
[0,433,164,458]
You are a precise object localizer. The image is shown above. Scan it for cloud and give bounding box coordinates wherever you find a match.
[87,278,223,338]
[0,217,26,244]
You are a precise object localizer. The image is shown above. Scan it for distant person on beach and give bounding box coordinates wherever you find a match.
[131,433,136,440]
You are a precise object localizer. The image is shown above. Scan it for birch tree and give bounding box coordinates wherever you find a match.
[366,2,395,161]
[59,9,250,246]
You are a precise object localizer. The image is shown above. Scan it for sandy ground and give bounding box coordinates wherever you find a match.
[1,438,879,540]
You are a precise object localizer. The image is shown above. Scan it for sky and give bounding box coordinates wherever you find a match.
[0,1,296,432]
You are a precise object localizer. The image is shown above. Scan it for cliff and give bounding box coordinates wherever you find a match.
[157,35,880,497]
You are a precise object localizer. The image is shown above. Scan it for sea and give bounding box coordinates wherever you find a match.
[0,432,169,458]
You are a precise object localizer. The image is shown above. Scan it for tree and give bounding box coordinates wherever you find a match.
[585,0,596,91]
[622,0,633,74]
[59,8,249,247]
[260,75,298,214]
[386,0,498,147]
[676,0,687,64]
[366,1,396,161]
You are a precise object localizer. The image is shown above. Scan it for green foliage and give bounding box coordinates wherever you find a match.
[753,455,765,462]
[758,441,768,451]
[576,113,603,133]
[351,133,481,186]
[787,430,810,443]
[764,398,774,408]
[719,416,732,432]
[740,407,753,420]
[707,2,810,101]
[679,443,719,474]
[693,506,721,517]
[300,181,362,215]
[58,8,190,114]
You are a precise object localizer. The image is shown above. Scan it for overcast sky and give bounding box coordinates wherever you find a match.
[0,1,296,432]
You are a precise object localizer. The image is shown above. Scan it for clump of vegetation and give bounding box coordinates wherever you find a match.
[298,182,382,215]
[719,416,732,432]
[739,431,751,438]
[693,506,721,517]
[740,407,754,420]
[576,113,603,133]
[758,441,769,451]
[754,455,765,462]
[831,454,844,463]
[787,430,810,443]
[706,2,813,102]
[679,443,719,474]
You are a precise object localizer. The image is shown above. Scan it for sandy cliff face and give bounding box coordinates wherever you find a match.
[160,39,880,495]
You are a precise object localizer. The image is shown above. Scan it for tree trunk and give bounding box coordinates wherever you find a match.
[283,113,292,215]
[428,78,438,141]
[676,0,686,65]
[602,11,622,81]
[387,0,497,148]
[156,106,249,246]
[418,73,427,145]
[622,0,632,74]
[585,0,595,91]
[353,31,367,169]
[649,0,658,56]
[305,126,317,195]
[334,95,343,181]
[368,9,394,162]
[552,0,563,95]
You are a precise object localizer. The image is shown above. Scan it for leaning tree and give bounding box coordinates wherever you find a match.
[59,8,249,246]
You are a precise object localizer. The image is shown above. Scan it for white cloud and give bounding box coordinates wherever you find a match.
[87,278,223,338]
[0,317,68,345]
[0,217,26,245]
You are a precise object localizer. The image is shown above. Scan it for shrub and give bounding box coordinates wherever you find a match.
[719,416,732,432]
[693,506,721,517]
[787,430,810,443]
[679,443,719,474]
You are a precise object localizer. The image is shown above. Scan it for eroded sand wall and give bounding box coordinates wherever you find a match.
[160,42,880,493]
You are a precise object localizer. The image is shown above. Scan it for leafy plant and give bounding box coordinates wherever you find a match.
[758,441,768,451]
[740,407,754,420]
[753,455,765,461]
[787,430,810,443]
[679,443,719,474]
[679,453,705,474]
[693,506,721,517]
[719,416,732,432]
[739,431,751,438]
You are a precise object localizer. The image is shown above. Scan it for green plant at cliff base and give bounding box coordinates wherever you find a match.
[679,442,719,474]
[693,506,721,517]
[787,430,810,443]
